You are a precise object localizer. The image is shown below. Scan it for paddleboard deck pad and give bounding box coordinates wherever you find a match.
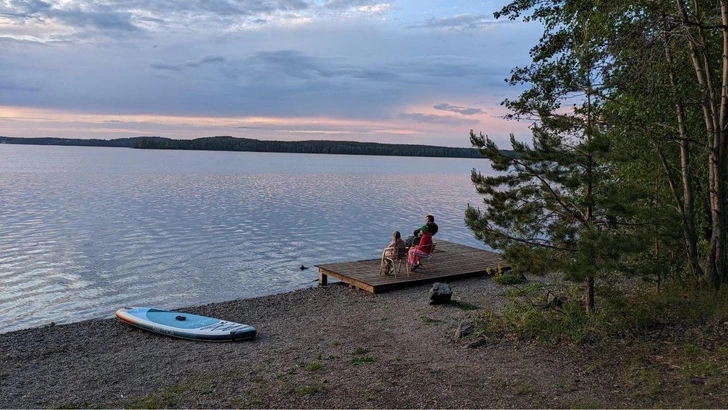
[116,307,256,342]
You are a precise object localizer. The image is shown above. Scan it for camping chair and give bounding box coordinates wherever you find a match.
[380,246,408,277]
[406,241,437,275]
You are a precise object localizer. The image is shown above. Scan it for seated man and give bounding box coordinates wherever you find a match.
[405,214,438,247]
[425,214,438,236]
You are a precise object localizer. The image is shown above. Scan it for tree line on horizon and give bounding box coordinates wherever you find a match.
[466,0,728,313]
[0,135,489,159]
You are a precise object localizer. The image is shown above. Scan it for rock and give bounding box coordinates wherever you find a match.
[547,293,563,308]
[429,282,452,305]
[455,321,475,338]
[467,337,488,349]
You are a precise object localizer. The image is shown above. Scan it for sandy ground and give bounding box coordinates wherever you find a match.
[1,277,637,408]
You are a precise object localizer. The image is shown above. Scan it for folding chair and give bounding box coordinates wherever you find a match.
[406,241,437,275]
[380,246,408,277]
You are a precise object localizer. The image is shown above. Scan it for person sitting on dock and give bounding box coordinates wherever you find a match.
[380,230,406,275]
[405,214,438,247]
[408,225,433,271]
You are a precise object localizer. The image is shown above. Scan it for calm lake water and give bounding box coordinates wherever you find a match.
[0,144,494,334]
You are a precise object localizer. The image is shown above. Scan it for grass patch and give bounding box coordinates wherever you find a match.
[352,355,375,365]
[420,315,443,324]
[351,346,375,365]
[572,400,601,409]
[298,384,325,395]
[306,362,324,372]
[452,301,479,311]
[129,383,189,409]
[478,280,728,407]
[353,347,369,355]
[57,403,89,409]
[493,271,526,285]
[475,281,633,344]
[487,265,525,285]
[514,383,532,395]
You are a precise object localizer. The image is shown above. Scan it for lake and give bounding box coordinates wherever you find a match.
[0,144,493,333]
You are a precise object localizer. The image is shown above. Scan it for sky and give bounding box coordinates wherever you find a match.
[0,0,541,148]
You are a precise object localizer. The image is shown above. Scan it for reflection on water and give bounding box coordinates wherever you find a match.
[0,145,493,333]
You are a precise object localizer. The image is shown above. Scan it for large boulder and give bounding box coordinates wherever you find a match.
[429,282,452,305]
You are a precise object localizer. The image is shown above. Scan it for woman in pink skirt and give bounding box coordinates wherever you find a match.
[408,225,433,270]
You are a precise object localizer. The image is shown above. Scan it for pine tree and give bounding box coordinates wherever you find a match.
[467,1,642,312]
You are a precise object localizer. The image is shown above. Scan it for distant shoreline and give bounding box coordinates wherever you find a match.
[0,135,491,159]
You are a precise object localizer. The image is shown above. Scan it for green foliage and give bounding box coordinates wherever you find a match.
[487,265,525,285]
[477,282,630,344]
[297,385,325,395]
[466,0,654,315]
[452,301,480,311]
[129,383,189,408]
[351,347,375,365]
[351,356,375,365]
[419,315,442,324]
[469,0,728,309]
[352,347,369,355]
[306,362,323,372]
[492,271,526,285]
[487,0,728,290]
[620,285,728,406]
[477,280,728,348]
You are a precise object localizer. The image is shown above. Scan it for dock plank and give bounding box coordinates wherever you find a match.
[315,240,507,293]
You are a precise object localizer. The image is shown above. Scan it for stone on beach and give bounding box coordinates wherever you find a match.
[428,282,452,305]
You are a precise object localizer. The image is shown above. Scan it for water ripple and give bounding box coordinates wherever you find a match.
[0,146,493,333]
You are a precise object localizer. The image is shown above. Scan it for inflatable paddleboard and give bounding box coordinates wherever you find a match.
[116,307,256,342]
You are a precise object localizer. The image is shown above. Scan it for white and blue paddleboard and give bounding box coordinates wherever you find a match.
[116,307,257,342]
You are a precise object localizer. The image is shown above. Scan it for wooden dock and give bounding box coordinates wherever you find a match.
[316,240,508,293]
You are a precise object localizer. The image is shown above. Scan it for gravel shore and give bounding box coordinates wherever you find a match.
[1,277,631,408]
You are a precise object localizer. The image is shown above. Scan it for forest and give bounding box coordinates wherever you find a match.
[462,2,728,403]
[468,0,728,302]
[0,136,485,159]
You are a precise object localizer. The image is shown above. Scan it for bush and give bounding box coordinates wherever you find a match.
[487,265,526,285]
[476,280,728,345]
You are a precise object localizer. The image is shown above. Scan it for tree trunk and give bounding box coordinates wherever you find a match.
[676,0,726,288]
[661,17,701,277]
[585,276,595,313]
[707,0,728,288]
[717,0,728,286]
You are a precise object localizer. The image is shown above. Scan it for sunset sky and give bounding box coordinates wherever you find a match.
[0,0,541,148]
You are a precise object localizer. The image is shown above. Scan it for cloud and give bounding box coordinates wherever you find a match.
[1,0,53,17]
[0,1,542,147]
[410,14,504,31]
[244,50,339,79]
[434,103,483,116]
[2,0,141,33]
[399,112,476,126]
[150,56,227,72]
[324,0,377,9]
[0,0,393,40]
[324,0,393,15]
